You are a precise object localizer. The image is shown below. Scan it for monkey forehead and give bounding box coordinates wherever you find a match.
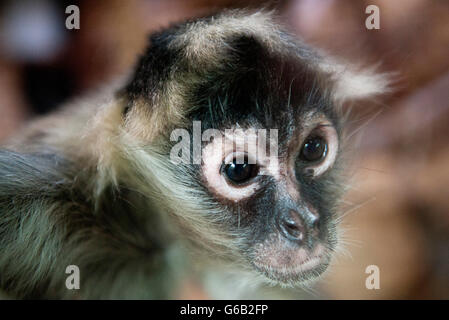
[125,10,337,142]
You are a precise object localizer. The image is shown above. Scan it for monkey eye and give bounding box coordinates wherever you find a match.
[222,157,259,185]
[300,136,328,162]
[296,124,338,177]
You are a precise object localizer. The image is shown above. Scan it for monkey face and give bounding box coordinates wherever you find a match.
[176,35,344,285]
[198,114,340,285]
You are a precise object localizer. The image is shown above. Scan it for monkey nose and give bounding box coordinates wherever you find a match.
[277,210,306,243]
[277,210,319,244]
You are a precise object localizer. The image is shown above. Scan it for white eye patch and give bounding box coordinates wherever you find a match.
[301,124,339,177]
[202,128,279,201]
[201,123,338,202]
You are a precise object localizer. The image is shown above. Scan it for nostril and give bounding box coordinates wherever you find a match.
[278,210,305,243]
[284,220,304,240]
[285,219,298,231]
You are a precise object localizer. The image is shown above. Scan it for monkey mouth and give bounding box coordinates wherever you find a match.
[251,235,330,284]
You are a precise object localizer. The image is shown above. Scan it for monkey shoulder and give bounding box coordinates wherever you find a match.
[0,148,182,298]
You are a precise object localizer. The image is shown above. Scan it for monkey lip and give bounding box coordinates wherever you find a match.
[252,238,329,283]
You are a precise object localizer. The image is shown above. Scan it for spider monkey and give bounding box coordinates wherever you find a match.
[0,10,387,299]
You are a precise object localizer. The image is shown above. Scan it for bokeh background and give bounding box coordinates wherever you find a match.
[0,0,448,299]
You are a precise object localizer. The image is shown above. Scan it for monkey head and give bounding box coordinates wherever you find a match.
[122,11,387,287]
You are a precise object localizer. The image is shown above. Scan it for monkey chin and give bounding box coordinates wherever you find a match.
[251,233,332,287]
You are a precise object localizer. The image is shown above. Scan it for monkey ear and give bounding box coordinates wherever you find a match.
[318,58,394,103]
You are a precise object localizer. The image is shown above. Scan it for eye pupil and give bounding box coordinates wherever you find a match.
[224,159,258,184]
[301,136,327,162]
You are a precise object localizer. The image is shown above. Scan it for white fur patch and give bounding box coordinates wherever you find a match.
[202,128,279,201]
[319,59,391,102]
[306,124,339,177]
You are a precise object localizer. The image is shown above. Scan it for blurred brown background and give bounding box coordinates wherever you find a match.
[0,0,448,299]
